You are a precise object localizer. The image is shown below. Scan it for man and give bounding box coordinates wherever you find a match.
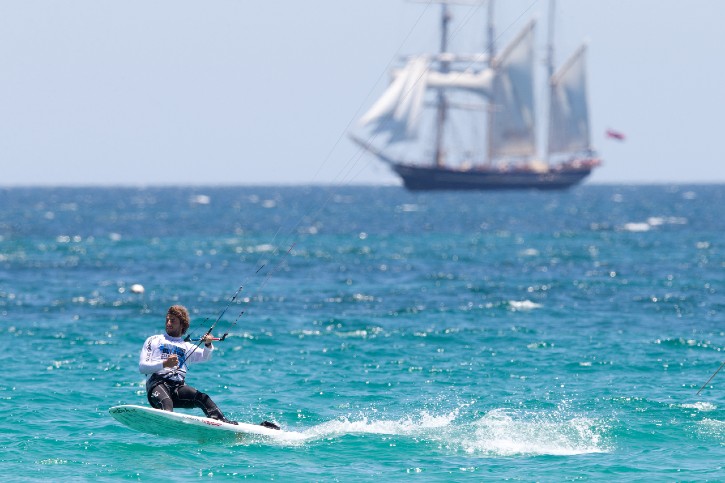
[139,305,281,429]
[138,305,237,424]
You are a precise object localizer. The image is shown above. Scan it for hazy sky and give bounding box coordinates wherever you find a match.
[1,0,723,186]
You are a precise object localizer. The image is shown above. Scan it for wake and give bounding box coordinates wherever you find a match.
[238,406,611,456]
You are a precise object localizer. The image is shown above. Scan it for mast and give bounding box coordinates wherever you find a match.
[433,3,451,167]
[485,0,495,165]
[545,0,556,164]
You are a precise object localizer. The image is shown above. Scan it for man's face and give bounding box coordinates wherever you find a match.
[165,314,183,337]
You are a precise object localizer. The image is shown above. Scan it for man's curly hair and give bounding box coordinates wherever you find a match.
[167,305,190,335]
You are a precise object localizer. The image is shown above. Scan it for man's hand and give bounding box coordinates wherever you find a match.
[202,334,214,347]
[163,354,179,368]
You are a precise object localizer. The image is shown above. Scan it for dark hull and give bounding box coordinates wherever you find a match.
[391,160,600,191]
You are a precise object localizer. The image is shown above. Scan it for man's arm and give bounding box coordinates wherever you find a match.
[138,336,164,374]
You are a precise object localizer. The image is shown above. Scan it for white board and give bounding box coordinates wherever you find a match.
[109,405,305,443]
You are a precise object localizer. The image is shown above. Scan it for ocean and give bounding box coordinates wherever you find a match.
[2,185,724,481]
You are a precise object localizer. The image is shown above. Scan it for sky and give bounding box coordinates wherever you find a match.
[0,0,723,186]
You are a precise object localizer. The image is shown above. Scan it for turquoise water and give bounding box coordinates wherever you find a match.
[2,185,724,481]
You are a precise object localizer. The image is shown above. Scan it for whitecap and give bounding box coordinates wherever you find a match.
[680,402,716,411]
[293,329,321,338]
[335,330,369,338]
[397,204,420,212]
[622,222,651,232]
[190,194,211,205]
[508,300,542,311]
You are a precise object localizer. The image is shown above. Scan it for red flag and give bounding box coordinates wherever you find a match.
[605,129,625,141]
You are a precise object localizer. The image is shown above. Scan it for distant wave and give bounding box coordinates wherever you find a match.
[620,216,688,232]
[507,300,543,311]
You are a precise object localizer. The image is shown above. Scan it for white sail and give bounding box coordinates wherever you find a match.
[548,44,590,155]
[358,56,429,141]
[359,56,493,143]
[426,68,494,95]
[489,20,537,159]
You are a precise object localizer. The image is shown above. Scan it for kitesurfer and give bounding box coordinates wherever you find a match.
[138,305,239,424]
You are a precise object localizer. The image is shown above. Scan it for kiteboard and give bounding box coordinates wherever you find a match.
[109,405,305,443]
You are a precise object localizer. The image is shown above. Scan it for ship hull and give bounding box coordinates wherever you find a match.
[391,160,600,191]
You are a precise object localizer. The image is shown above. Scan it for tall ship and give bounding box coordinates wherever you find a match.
[350,0,601,191]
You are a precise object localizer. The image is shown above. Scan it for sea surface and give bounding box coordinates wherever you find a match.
[2,185,724,481]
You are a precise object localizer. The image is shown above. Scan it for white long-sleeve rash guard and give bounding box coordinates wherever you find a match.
[139,333,213,389]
